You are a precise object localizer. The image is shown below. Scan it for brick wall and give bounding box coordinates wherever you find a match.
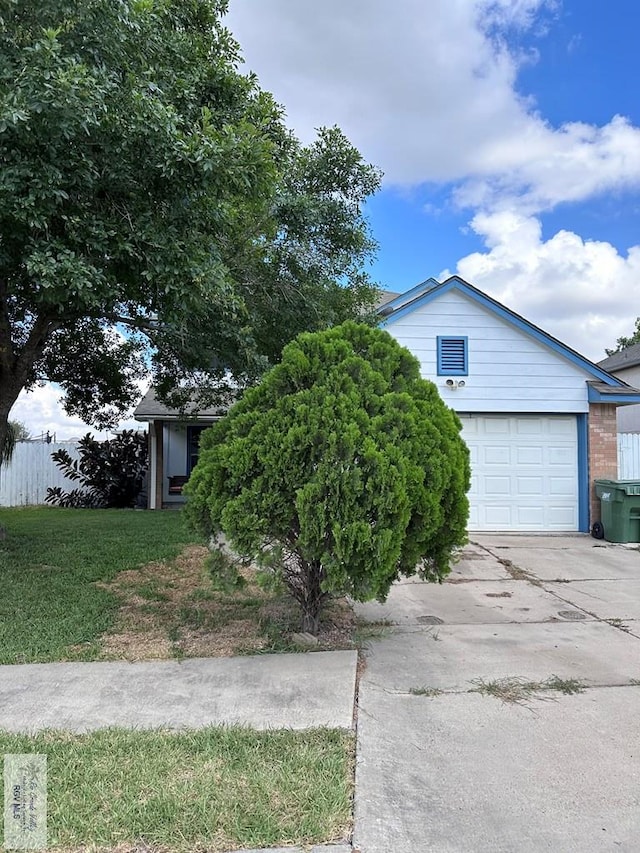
[588,403,618,525]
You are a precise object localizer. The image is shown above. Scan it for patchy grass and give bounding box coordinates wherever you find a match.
[0,508,359,664]
[99,548,357,660]
[498,558,542,587]
[352,618,394,647]
[0,727,353,852]
[605,617,633,633]
[544,675,585,695]
[470,675,585,705]
[0,508,199,664]
[409,686,443,697]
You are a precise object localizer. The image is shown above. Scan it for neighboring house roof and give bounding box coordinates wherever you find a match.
[134,388,228,421]
[375,289,401,309]
[377,278,439,316]
[378,274,640,397]
[597,343,640,373]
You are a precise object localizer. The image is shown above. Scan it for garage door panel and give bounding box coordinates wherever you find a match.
[484,419,510,434]
[548,506,577,527]
[516,477,544,495]
[548,447,572,464]
[549,477,575,496]
[484,476,512,496]
[460,415,578,532]
[484,447,510,464]
[485,506,513,526]
[517,447,543,464]
[516,418,543,435]
[548,418,576,436]
[517,506,545,527]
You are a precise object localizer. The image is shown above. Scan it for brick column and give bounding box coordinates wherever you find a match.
[588,404,618,526]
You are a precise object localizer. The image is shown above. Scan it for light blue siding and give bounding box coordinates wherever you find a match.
[382,289,593,414]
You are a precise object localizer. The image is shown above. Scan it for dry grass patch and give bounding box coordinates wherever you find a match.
[470,675,585,705]
[97,546,357,660]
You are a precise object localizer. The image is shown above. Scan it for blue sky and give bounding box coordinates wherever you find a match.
[12,0,640,437]
[223,0,640,359]
[362,0,640,291]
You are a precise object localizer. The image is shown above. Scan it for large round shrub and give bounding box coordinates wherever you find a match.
[184,322,470,633]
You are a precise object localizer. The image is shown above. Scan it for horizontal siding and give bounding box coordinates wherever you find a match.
[383,290,591,413]
[616,404,640,433]
[0,442,81,506]
[612,365,640,389]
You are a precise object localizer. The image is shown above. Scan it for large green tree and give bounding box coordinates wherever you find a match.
[185,323,470,633]
[0,0,381,459]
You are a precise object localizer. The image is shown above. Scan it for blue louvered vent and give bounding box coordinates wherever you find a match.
[437,336,468,376]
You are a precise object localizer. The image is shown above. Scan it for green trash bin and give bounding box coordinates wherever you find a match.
[594,479,640,543]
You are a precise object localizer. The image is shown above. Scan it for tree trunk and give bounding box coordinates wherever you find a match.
[0,406,13,468]
[299,558,325,636]
[0,390,22,541]
[301,609,321,635]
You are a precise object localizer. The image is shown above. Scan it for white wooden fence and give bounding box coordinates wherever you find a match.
[0,442,81,507]
[618,433,640,480]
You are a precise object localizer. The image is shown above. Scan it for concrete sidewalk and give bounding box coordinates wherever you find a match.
[0,650,358,732]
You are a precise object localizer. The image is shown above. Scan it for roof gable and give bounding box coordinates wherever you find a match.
[379,275,626,388]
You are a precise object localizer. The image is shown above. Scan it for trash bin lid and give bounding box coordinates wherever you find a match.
[595,479,640,496]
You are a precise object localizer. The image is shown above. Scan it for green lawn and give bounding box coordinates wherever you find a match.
[0,507,199,664]
[0,727,353,852]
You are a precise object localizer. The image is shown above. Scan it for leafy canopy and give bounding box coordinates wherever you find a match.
[0,0,381,457]
[185,322,470,633]
[606,318,640,356]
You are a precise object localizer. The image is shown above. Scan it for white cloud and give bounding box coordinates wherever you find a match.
[225,0,640,365]
[226,0,640,215]
[10,385,142,442]
[446,211,640,360]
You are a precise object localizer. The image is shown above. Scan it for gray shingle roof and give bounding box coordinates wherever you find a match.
[134,388,228,421]
[375,289,400,309]
[597,343,640,372]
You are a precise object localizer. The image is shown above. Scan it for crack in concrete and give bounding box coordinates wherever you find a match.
[364,679,640,697]
[542,587,640,642]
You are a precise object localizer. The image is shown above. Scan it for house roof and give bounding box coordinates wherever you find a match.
[377,274,640,397]
[134,388,228,421]
[597,343,640,373]
[375,289,401,309]
[377,278,439,316]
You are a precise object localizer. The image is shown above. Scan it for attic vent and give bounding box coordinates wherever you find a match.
[437,336,468,376]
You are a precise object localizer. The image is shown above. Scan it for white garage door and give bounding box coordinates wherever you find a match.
[459,415,579,532]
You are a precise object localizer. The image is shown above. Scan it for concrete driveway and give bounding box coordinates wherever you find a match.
[353,535,640,853]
